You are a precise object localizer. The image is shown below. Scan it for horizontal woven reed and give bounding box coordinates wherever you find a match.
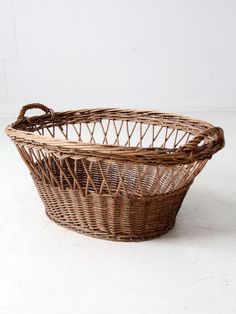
[5,103,225,241]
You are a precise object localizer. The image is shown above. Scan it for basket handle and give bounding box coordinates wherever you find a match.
[17,103,54,121]
[180,126,225,153]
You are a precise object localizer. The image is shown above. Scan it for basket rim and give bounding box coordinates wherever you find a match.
[5,107,225,165]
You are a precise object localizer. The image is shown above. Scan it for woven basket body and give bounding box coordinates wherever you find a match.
[6,104,224,241]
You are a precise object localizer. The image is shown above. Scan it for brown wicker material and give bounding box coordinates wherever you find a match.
[5,104,225,241]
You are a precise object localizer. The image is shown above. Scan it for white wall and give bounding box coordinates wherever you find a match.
[1,0,236,115]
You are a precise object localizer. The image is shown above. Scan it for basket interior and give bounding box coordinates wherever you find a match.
[32,118,197,149]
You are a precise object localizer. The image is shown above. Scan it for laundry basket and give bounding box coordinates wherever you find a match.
[6,104,224,241]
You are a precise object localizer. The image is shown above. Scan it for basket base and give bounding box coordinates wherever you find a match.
[45,210,176,242]
[34,178,191,242]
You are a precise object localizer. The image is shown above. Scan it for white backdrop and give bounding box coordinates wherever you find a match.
[1,0,236,115]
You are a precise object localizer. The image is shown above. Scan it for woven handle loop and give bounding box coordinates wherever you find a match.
[180,126,224,152]
[17,103,54,121]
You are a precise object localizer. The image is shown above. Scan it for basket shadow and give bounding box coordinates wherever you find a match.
[159,185,236,241]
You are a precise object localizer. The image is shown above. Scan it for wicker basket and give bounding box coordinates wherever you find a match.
[6,104,224,241]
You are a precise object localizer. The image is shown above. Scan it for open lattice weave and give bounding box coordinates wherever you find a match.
[6,104,224,241]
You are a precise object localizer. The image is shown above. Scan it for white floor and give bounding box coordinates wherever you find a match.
[0,111,235,314]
